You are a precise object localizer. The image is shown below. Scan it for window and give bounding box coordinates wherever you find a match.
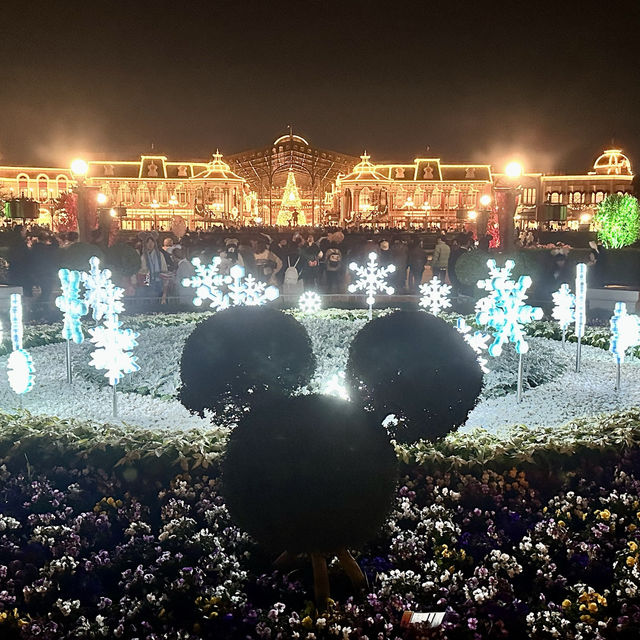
[360,186,371,208]
[550,192,561,204]
[37,175,49,201]
[466,191,477,207]
[431,189,441,208]
[17,174,29,197]
[139,186,150,204]
[523,188,537,205]
[447,189,459,209]
[56,176,69,195]
[595,191,605,203]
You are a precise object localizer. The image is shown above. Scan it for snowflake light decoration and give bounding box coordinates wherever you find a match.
[56,268,88,344]
[82,256,124,321]
[476,259,543,356]
[456,317,490,373]
[7,293,34,395]
[323,371,349,401]
[88,315,140,386]
[609,302,640,364]
[299,291,322,314]
[181,256,231,309]
[419,277,452,315]
[348,251,395,319]
[552,283,575,333]
[574,263,587,339]
[227,264,279,306]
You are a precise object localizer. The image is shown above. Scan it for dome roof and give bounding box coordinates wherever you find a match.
[340,153,390,182]
[593,149,632,175]
[273,134,310,147]
[193,151,243,180]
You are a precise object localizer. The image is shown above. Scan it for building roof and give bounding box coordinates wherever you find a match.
[340,153,391,182]
[593,149,632,176]
[192,152,244,181]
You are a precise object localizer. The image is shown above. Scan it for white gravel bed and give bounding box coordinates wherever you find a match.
[463,341,640,435]
[0,341,215,431]
[0,321,637,435]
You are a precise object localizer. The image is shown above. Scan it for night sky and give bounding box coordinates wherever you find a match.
[1,0,639,173]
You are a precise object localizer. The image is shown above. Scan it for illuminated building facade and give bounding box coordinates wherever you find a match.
[0,140,634,232]
[335,153,493,228]
[227,134,359,226]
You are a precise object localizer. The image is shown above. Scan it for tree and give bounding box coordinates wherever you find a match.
[179,306,315,418]
[346,311,483,443]
[222,394,397,606]
[595,194,640,248]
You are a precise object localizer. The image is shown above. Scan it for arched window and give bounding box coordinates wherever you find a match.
[37,175,49,201]
[17,174,29,197]
[139,185,150,204]
[466,190,477,207]
[176,185,187,205]
[447,189,459,209]
[595,191,605,203]
[431,189,441,209]
[56,175,69,195]
[550,192,561,204]
[360,186,371,208]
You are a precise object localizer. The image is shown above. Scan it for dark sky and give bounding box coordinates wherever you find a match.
[1,0,639,173]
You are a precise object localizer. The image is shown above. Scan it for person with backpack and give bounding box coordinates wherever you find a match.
[252,240,282,284]
[324,231,345,294]
[300,234,321,291]
[218,238,244,275]
[282,254,304,295]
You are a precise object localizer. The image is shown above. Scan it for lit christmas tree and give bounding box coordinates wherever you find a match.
[276,170,306,225]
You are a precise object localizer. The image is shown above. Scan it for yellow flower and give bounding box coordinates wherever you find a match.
[558,520,566,528]
[626,556,636,567]
[628,524,637,532]
[562,599,571,609]
[588,602,598,613]
[599,509,611,521]
[302,616,313,629]
[597,595,607,607]
[629,541,638,552]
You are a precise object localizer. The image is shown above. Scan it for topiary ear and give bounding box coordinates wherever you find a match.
[346,310,483,443]
[178,306,315,419]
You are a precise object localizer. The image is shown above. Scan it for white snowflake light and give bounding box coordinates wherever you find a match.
[56,268,88,344]
[456,317,490,373]
[323,371,349,401]
[227,264,280,306]
[609,302,640,365]
[419,277,452,315]
[88,315,140,386]
[476,259,543,356]
[8,293,34,395]
[552,283,575,333]
[181,256,231,309]
[299,291,322,314]
[82,256,124,321]
[574,263,587,339]
[348,251,395,320]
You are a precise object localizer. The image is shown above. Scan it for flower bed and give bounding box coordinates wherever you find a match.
[1,410,640,638]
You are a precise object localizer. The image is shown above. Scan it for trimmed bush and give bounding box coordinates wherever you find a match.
[178,306,315,417]
[58,241,105,271]
[222,394,397,553]
[346,311,483,442]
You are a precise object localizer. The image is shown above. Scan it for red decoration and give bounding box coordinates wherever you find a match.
[54,192,78,233]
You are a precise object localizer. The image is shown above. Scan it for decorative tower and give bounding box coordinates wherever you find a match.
[277,170,306,226]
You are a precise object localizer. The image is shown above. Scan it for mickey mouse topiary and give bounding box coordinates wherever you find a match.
[222,393,397,605]
[346,310,483,443]
[178,306,315,418]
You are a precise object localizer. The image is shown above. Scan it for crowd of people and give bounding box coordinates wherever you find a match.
[0,221,610,317]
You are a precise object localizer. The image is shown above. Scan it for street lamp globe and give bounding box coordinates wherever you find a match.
[467,210,478,220]
[479,194,492,208]
[505,161,523,179]
[70,158,89,176]
[96,192,108,205]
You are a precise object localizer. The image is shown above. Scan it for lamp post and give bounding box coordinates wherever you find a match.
[70,158,96,243]
[495,162,523,252]
[150,199,160,230]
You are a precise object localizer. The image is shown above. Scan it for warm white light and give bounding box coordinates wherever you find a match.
[109,208,117,217]
[505,161,523,179]
[479,194,492,207]
[468,210,478,220]
[579,213,592,224]
[70,158,88,176]
[96,192,108,205]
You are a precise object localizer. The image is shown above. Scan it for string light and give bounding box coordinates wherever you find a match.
[56,268,88,344]
[419,277,452,316]
[609,302,640,364]
[348,251,395,320]
[299,291,322,314]
[7,294,34,395]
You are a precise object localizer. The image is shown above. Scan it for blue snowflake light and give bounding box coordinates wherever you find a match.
[609,302,640,364]
[88,315,140,386]
[552,283,575,333]
[476,259,543,356]
[227,264,279,306]
[348,251,395,319]
[181,256,232,309]
[56,268,88,344]
[419,277,452,316]
[574,263,587,339]
[7,293,34,394]
[82,256,124,321]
